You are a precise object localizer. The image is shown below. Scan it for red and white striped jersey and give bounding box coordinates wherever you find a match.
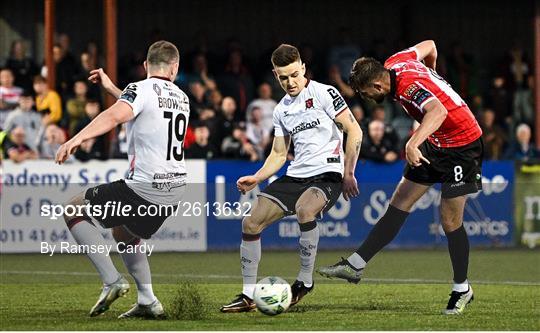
[384,48,482,148]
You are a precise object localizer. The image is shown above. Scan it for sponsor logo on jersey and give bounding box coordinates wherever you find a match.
[404,83,419,97]
[327,88,345,111]
[153,83,161,96]
[288,119,321,136]
[305,98,314,109]
[120,84,138,103]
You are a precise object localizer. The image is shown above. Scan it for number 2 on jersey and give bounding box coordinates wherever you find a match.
[163,111,187,161]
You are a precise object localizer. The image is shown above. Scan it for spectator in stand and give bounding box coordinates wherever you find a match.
[221,123,259,161]
[503,123,539,161]
[328,64,355,99]
[480,108,507,160]
[217,49,255,114]
[66,80,89,136]
[4,40,39,92]
[185,122,218,159]
[360,120,399,163]
[446,42,478,102]
[37,123,70,160]
[0,68,23,110]
[186,53,218,90]
[4,91,42,150]
[246,82,277,131]
[369,105,400,146]
[487,76,512,129]
[209,89,223,111]
[73,100,107,161]
[246,107,271,158]
[79,52,102,101]
[53,43,79,98]
[0,68,23,128]
[2,126,38,163]
[328,27,362,81]
[33,75,63,125]
[505,45,533,126]
[211,96,237,147]
[188,81,212,120]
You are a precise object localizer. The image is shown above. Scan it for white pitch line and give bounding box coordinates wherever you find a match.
[1,270,539,286]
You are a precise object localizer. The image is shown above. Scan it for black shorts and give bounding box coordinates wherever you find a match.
[258,172,343,217]
[84,180,172,239]
[404,137,484,198]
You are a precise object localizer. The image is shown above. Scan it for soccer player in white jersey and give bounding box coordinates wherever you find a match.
[55,41,189,319]
[221,44,363,312]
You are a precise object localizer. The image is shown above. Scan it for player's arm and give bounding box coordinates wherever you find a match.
[405,99,447,166]
[335,109,362,200]
[88,68,122,98]
[237,135,290,194]
[55,101,134,164]
[413,40,437,70]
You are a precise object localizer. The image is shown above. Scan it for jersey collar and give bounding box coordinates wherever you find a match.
[150,75,172,82]
[389,69,397,99]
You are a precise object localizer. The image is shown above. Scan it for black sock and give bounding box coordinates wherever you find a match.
[446,224,469,283]
[355,204,409,262]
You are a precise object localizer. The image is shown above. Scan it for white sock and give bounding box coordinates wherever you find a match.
[69,220,120,285]
[453,279,469,293]
[240,237,261,299]
[347,252,367,270]
[297,224,319,287]
[119,240,157,305]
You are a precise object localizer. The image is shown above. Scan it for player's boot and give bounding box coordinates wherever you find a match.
[89,276,130,317]
[443,286,474,315]
[118,299,166,319]
[290,280,314,306]
[220,294,256,313]
[316,257,364,284]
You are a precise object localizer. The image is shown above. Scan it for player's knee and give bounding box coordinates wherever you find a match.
[295,205,317,223]
[63,196,84,224]
[112,226,132,243]
[440,213,462,233]
[242,215,264,235]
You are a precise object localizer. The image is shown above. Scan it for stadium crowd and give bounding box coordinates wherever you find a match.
[0,34,538,164]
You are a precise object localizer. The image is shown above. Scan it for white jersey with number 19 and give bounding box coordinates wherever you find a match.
[118,76,190,205]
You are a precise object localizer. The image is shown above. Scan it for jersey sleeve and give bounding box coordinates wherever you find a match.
[384,47,419,68]
[398,79,437,111]
[318,85,348,119]
[272,108,287,137]
[119,82,144,116]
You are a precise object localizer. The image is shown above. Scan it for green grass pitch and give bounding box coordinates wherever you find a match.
[1,249,539,330]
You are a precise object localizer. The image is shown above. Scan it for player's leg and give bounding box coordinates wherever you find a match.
[63,190,129,317]
[112,225,164,319]
[220,196,285,313]
[289,187,328,305]
[440,195,474,314]
[439,138,483,314]
[318,178,430,283]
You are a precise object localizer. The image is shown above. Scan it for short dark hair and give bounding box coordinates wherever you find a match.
[271,44,301,67]
[146,40,179,66]
[349,57,387,91]
[33,75,46,84]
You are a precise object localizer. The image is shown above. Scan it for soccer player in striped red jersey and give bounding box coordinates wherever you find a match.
[318,40,482,315]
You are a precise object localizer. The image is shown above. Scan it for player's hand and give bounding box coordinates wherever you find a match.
[342,174,359,201]
[405,142,430,167]
[237,175,259,194]
[55,137,82,164]
[88,68,114,91]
